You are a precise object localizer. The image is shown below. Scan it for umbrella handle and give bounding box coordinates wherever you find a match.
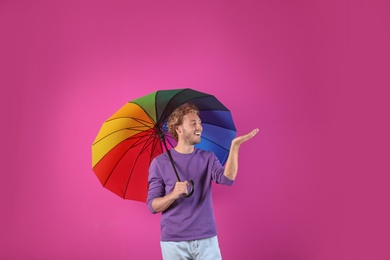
[184,180,194,198]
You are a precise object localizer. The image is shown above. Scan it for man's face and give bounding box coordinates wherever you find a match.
[178,112,202,145]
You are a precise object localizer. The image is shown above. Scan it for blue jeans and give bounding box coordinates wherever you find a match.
[160,236,222,260]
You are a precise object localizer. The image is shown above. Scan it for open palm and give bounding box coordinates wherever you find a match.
[232,128,259,146]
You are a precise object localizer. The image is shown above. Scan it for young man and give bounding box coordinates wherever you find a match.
[147,103,258,260]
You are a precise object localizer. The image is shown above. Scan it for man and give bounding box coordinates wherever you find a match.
[147,103,258,260]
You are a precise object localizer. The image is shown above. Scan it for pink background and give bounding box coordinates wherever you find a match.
[1,0,389,259]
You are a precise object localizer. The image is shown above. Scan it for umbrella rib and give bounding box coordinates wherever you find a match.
[202,122,236,132]
[93,121,154,145]
[101,135,151,175]
[122,129,159,198]
[164,135,176,151]
[157,89,191,121]
[105,116,153,126]
[100,130,156,187]
[93,128,148,146]
[159,93,229,122]
[200,135,230,152]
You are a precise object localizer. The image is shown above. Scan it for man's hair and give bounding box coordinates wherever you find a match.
[167,103,199,141]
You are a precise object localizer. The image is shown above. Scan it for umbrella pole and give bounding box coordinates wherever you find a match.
[166,149,182,182]
[156,127,181,182]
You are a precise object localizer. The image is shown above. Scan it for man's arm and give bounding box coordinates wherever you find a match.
[151,181,189,213]
[224,128,259,180]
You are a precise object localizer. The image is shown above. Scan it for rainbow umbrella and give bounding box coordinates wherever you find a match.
[92,88,236,202]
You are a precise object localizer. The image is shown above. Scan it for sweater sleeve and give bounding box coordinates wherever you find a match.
[210,152,234,186]
[146,159,166,214]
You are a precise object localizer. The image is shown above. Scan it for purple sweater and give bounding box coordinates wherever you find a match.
[147,148,234,242]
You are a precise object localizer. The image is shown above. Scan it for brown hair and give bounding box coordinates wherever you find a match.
[167,103,199,141]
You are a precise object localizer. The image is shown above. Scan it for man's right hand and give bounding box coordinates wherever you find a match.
[171,181,189,199]
[151,180,190,213]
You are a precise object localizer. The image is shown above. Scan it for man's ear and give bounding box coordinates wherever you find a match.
[175,126,182,135]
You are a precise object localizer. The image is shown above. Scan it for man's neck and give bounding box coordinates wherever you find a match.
[174,142,195,154]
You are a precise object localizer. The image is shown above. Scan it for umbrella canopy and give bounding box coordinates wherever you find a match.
[92,88,236,202]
